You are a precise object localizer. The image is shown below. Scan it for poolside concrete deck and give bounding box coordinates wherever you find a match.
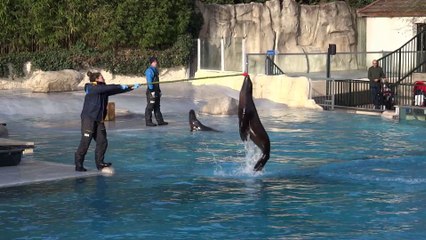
[288,70,367,80]
[0,160,100,188]
[0,138,34,147]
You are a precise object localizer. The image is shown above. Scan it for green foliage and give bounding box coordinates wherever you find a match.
[0,35,194,77]
[0,0,200,77]
[0,52,32,78]
[347,0,375,8]
[0,0,201,53]
[0,0,373,77]
[101,34,194,75]
[200,0,265,3]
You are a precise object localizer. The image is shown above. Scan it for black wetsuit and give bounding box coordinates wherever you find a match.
[145,66,165,125]
[75,82,131,170]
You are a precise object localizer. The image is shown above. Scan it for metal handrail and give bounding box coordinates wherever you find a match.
[378,29,426,61]
[395,58,426,85]
[264,56,285,75]
[378,29,426,84]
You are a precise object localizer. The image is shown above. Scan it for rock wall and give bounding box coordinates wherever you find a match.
[0,67,188,92]
[0,70,83,93]
[78,67,188,87]
[200,96,239,115]
[26,70,83,93]
[197,0,357,72]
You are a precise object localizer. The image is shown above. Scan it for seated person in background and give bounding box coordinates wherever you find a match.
[368,59,386,109]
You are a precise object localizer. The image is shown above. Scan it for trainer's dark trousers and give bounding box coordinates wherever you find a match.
[75,118,108,169]
[145,90,164,124]
[370,85,380,109]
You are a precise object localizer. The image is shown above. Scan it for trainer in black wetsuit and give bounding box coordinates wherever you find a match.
[75,71,139,172]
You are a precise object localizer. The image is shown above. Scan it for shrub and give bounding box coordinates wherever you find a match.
[0,34,194,77]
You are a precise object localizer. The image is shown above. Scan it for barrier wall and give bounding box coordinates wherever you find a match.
[193,70,321,110]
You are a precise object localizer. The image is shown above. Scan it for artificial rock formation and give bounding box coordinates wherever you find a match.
[78,67,188,87]
[0,67,188,92]
[201,96,239,115]
[0,69,83,92]
[198,0,356,53]
[197,0,357,72]
[24,70,83,93]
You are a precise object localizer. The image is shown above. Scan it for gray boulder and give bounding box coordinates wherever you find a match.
[24,70,83,93]
[200,96,239,115]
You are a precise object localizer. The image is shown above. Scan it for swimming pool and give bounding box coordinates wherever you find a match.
[1,88,426,239]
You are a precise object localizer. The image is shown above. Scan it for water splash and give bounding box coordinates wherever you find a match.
[214,140,264,177]
[239,141,264,175]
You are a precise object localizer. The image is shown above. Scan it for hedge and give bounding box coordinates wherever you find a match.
[0,34,194,78]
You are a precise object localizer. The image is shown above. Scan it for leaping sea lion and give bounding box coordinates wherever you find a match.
[238,74,270,171]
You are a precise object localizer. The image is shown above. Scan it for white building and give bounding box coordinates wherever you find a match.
[358,0,426,52]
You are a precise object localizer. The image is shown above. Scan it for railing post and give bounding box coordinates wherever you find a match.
[220,38,225,71]
[242,38,246,72]
[265,56,270,75]
[398,49,402,81]
[331,79,335,110]
[327,44,336,78]
[381,50,386,76]
[264,57,268,75]
[326,53,331,78]
[197,39,201,71]
[245,53,249,73]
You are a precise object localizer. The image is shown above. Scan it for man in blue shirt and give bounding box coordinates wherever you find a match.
[145,57,168,126]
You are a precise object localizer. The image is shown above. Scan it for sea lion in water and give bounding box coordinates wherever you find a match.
[238,74,270,171]
[189,110,219,132]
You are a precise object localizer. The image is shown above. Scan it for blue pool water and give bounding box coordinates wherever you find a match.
[1,88,426,239]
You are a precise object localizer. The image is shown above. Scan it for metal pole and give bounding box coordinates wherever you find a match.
[197,39,201,71]
[326,52,331,78]
[331,79,335,110]
[398,49,402,81]
[245,53,249,73]
[242,38,246,73]
[221,38,225,71]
